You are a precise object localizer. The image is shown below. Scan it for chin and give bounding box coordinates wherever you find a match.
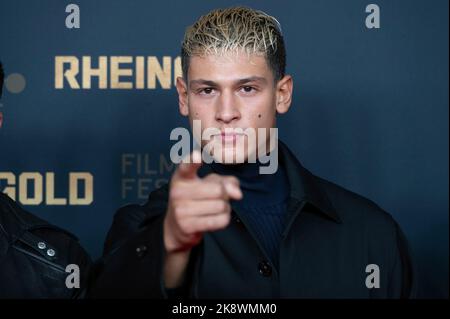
[219,147,248,164]
[215,142,257,165]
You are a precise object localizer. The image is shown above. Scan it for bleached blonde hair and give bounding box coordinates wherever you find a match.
[181,6,286,81]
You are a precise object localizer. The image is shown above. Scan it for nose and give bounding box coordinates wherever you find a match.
[215,90,240,124]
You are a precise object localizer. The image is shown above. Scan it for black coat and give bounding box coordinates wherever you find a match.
[0,193,92,298]
[91,142,416,298]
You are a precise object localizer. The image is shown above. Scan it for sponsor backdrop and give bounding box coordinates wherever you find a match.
[0,0,448,298]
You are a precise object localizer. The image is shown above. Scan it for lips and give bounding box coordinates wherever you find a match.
[221,133,238,142]
[216,130,245,142]
[220,132,244,142]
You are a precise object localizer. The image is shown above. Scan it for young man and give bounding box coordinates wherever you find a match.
[0,61,92,298]
[91,7,416,298]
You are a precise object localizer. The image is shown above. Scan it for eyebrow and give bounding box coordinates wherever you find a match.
[189,76,268,88]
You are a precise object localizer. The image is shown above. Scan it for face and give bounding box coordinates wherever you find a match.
[176,51,293,164]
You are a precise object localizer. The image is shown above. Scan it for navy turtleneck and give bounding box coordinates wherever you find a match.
[207,161,290,269]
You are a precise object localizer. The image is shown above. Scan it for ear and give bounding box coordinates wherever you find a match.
[176,77,189,117]
[275,75,293,114]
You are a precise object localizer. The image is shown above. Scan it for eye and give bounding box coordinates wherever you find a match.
[240,86,256,93]
[199,87,215,95]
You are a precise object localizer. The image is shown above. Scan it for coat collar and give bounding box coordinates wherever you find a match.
[197,140,342,224]
[278,141,342,224]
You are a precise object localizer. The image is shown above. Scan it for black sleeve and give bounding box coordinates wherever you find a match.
[0,193,93,299]
[89,211,169,298]
[387,222,418,298]
[67,236,93,299]
[90,182,201,299]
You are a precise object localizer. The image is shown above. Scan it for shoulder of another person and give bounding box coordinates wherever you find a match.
[0,192,91,269]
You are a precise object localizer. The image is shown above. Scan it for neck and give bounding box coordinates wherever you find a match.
[208,161,289,207]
